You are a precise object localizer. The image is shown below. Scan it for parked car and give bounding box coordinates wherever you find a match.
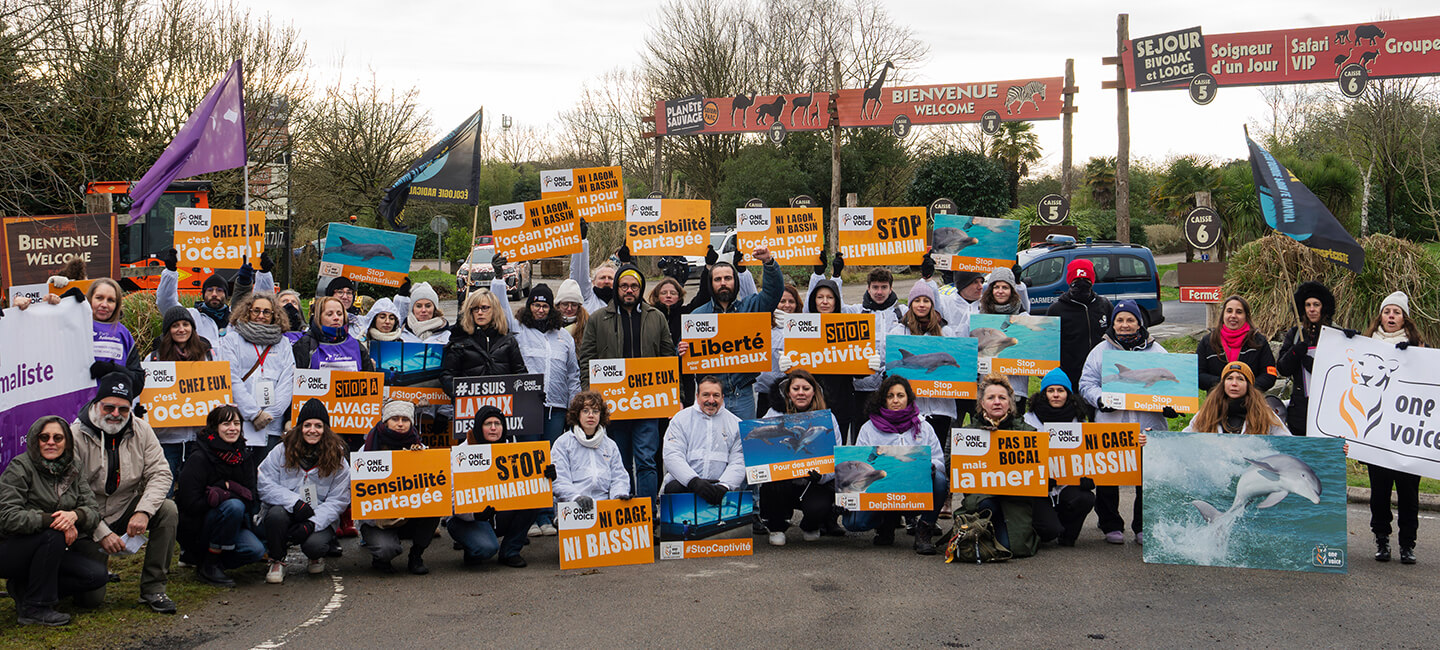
[1017,235,1165,325]
[456,246,531,302]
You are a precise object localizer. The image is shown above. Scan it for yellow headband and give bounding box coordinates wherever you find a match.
[618,269,643,285]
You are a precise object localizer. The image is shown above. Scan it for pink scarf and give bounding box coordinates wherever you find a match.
[1220,323,1251,363]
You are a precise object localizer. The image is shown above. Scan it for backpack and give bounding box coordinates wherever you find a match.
[943,508,1012,564]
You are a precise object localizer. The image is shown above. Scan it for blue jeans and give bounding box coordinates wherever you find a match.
[723,384,755,421]
[202,499,266,569]
[608,418,660,498]
[161,442,188,496]
[843,468,950,530]
[446,510,538,561]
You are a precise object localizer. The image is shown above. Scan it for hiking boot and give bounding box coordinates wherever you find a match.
[197,555,235,588]
[307,558,325,574]
[1104,531,1125,544]
[1400,547,1416,565]
[17,606,71,627]
[499,554,527,568]
[265,561,285,584]
[874,526,895,546]
[1375,536,1391,562]
[371,558,395,573]
[821,520,846,537]
[407,553,430,575]
[139,592,177,614]
[326,540,343,558]
[768,531,787,546]
[752,521,769,536]
[913,522,937,556]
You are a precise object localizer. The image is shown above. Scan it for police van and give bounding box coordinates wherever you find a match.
[1017,235,1164,325]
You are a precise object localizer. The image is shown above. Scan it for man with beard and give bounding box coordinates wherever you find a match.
[157,247,275,346]
[1046,259,1112,391]
[661,376,744,501]
[683,246,780,420]
[69,373,179,614]
[580,264,674,499]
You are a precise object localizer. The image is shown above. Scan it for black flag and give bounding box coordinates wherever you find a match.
[1247,135,1363,272]
[377,109,483,231]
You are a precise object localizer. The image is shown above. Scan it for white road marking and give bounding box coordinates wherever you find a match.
[250,574,346,649]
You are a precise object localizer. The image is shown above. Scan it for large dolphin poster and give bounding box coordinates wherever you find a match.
[321,222,417,288]
[969,314,1060,376]
[885,335,978,399]
[833,445,933,511]
[740,410,838,484]
[1142,431,1347,573]
[1099,349,1200,414]
[931,214,1019,274]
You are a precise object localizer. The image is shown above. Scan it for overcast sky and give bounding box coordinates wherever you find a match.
[243,0,1433,172]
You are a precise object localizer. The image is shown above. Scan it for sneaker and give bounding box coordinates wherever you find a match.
[17,606,71,627]
[801,529,821,542]
[265,561,285,584]
[1104,531,1125,544]
[139,593,177,614]
[307,558,325,574]
[326,541,343,558]
[1134,532,1144,545]
[752,521,769,536]
[768,531,787,546]
[528,524,543,537]
[539,523,558,536]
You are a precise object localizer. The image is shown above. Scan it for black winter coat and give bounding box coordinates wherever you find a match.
[441,325,527,398]
[175,446,259,555]
[1196,330,1278,393]
[1046,290,1113,391]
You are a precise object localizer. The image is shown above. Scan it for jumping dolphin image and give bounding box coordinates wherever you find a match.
[972,328,1020,357]
[931,227,979,255]
[1191,454,1322,526]
[1102,364,1180,387]
[835,461,887,493]
[337,237,396,261]
[891,349,960,374]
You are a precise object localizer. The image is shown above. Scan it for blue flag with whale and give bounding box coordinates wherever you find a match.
[1247,135,1363,272]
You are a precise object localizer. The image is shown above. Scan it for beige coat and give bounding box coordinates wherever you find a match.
[71,407,172,541]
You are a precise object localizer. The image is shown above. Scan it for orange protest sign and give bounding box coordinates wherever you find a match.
[49,279,96,297]
[948,428,1049,497]
[836,207,926,265]
[780,313,876,375]
[350,449,452,520]
[557,499,655,570]
[589,357,682,420]
[680,313,771,374]
[173,208,264,270]
[490,196,582,263]
[625,199,709,256]
[291,369,384,436]
[735,208,822,266]
[1045,423,1142,487]
[541,166,625,222]
[450,441,553,513]
[137,361,232,428]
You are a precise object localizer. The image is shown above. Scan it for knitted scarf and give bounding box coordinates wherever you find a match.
[234,321,283,346]
[870,404,921,437]
[1220,323,1251,362]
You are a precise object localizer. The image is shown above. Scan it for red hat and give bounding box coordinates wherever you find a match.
[1066,259,1095,284]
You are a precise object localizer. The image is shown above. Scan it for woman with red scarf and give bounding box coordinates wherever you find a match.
[1195,295,1277,393]
[846,376,948,555]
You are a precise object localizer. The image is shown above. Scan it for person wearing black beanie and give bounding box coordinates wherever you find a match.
[447,405,541,567]
[321,277,365,340]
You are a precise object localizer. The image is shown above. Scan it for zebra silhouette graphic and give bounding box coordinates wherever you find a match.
[1338,350,1397,439]
[1005,81,1047,115]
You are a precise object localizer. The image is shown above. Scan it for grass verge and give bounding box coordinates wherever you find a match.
[1157,262,1178,302]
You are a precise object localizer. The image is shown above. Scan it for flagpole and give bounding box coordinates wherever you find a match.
[244,161,252,264]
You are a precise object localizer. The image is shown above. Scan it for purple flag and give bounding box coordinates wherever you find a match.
[127,59,247,225]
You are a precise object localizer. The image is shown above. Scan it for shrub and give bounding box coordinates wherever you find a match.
[1006,206,1151,250]
[1224,234,1440,343]
[120,292,171,360]
[1143,224,1184,254]
[409,269,457,298]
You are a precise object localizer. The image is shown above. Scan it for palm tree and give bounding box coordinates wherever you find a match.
[1084,157,1117,209]
[987,122,1042,209]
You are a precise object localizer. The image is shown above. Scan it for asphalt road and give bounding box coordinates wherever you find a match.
[144,497,1436,649]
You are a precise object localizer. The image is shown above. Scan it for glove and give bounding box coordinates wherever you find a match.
[773,309,789,323]
[226,482,254,503]
[700,481,727,506]
[283,303,303,328]
[832,251,845,276]
[731,249,743,268]
[617,494,633,501]
[492,254,507,275]
[543,464,557,481]
[479,506,497,520]
[705,245,718,266]
[1079,477,1096,490]
[89,360,120,380]
[288,520,315,541]
[806,470,823,484]
[1341,328,1359,339]
[48,275,70,289]
[132,404,147,419]
[778,355,795,373]
[813,250,828,275]
[161,248,178,272]
[1397,341,1410,351]
[205,486,234,508]
[1161,406,1179,419]
[397,277,412,297]
[293,500,315,521]
[253,411,274,430]
[259,252,275,274]
[617,245,633,264]
[575,495,595,513]
[580,219,589,238]
[867,353,882,372]
[1096,399,1116,414]
[235,259,254,285]
[920,251,935,279]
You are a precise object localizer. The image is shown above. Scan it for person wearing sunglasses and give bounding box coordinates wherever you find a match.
[440,288,526,426]
[69,373,180,614]
[0,417,109,626]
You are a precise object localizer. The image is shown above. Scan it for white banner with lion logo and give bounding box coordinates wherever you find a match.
[1309,327,1440,479]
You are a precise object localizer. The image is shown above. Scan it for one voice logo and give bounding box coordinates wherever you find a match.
[541,170,575,193]
[736,209,769,231]
[784,314,821,339]
[557,502,599,530]
[682,315,720,339]
[627,199,662,223]
[489,202,526,230]
[839,208,873,231]
[590,360,625,385]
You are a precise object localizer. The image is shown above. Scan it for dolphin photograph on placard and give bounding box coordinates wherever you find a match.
[931,214,1020,272]
[323,223,417,275]
[885,335,978,399]
[834,446,928,494]
[1142,431,1347,573]
[740,409,838,484]
[969,314,1060,376]
[1099,349,1200,413]
[658,491,755,542]
[368,341,444,385]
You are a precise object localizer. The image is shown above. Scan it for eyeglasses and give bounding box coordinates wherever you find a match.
[100,404,131,415]
[37,433,65,443]
[331,289,354,297]
[471,305,493,312]
[250,308,274,316]
[580,407,602,415]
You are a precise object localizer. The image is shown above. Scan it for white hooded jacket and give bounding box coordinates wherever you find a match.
[662,403,745,489]
[551,427,631,501]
